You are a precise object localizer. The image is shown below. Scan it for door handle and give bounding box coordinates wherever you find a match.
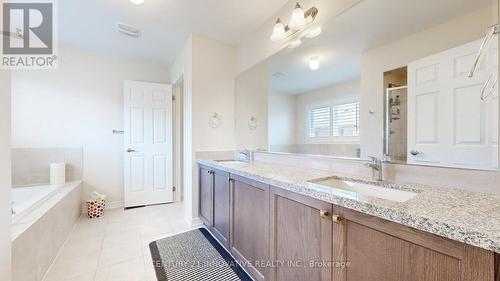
[126,148,136,153]
[410,150,421,156]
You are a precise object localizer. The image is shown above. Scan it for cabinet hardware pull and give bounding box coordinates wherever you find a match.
[332,215,342,223]
[320,210,329,218]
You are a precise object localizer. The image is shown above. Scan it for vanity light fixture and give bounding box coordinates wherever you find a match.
[270,18,287,41]
[270,2,319,42]
[305,26,322,38]
[288,38,302,49]
[289,3,306,30]
[130,0,144,5]
[309,56,320,70]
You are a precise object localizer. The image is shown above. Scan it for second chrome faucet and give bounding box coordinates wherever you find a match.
[364,156,383,181]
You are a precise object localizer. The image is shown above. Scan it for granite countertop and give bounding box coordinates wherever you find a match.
[198,159,500,254]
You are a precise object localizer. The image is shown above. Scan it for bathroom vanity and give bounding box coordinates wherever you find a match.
[198,160,500,281]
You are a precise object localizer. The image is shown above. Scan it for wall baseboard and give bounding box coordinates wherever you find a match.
[188,217,203,229]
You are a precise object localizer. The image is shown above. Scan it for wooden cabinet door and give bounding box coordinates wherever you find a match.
[230,175,270,281]
[198,167,213,228]
[212,170,230,249]
[270,187,333,281]
[341,209,495,281]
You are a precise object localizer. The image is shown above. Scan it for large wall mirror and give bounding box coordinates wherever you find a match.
[235,0,499,171]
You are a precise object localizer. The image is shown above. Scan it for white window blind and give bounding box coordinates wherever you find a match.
[333,102,359,137]
[309,106,331,138]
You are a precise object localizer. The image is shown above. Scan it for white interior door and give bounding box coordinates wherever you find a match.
[124,81,173,207]
[408,39,498,170]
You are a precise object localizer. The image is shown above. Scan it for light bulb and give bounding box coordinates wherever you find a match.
[130,0,144,5]
[289,3,306,30]
[270,18,286,41]
[309,57,320,70]
[288,39,302,49]
[305,26,322,38]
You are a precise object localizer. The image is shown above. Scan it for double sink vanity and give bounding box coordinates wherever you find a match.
[198,159,500,281]
[201,0,500,280]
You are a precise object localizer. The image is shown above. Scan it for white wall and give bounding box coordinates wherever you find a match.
[360,7,495,158]
[0,69,12,281]
[236,0,362,75]
[11,46,169,206]
[170,35,237,225]
[295,78,360,144]
[268,91,296,146]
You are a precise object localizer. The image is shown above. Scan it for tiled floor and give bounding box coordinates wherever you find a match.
[42,202,192,281]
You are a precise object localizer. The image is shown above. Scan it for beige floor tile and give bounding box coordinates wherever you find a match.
[143,256,158,281]
[139,220,172,238]
[105,221,142,235]
[43,271,96,281]
[44,253,100,281]
[102,229,142,248]
[98,242,143,268]
[58,237,103,261]
[43,203,185,281]
[94,257,147,281]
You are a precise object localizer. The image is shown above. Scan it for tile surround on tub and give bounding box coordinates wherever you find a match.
[11,182,82,281]
[11,147,83,187]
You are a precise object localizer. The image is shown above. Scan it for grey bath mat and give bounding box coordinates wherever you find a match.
[149,228,252,281]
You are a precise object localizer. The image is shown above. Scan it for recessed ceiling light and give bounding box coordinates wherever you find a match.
[309,56,320,70]
[130,0,144,5]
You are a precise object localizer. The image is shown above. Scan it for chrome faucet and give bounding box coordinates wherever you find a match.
[364,156,383,181]
[237,148,254,162]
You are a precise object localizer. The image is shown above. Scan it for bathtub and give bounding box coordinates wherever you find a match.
[11,181,82,281]
[11,184,63,223]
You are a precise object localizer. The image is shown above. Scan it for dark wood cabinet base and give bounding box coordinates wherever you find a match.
[199,166,499,281]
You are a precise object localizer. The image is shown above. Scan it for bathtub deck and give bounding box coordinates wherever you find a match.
[41,202,191,281]
[12,181,83,241]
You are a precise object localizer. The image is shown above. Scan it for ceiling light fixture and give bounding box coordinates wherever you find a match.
[288,38,302,49]
[270,2,319,43]
[309,56,320,70]
[270,18,287,41]
[130,0,144,5]
[305,26,322,38]
[289,3,306,30]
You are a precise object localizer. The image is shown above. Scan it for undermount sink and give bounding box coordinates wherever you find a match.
[215,160,248,164]
[308,178,418,203]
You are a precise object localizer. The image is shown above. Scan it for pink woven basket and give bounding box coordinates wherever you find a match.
[87,200,106,219]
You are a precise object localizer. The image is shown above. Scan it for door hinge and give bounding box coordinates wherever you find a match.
[172,95,176,101]
[172,186,176,192]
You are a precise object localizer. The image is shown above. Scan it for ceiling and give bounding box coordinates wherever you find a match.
[58,0,289,67]
[268,0,494,94]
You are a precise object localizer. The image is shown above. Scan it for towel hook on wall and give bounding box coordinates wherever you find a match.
[481,73,498,101]
[248,116,258,131]
[209,113,222,129]
[469,23,500,78]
